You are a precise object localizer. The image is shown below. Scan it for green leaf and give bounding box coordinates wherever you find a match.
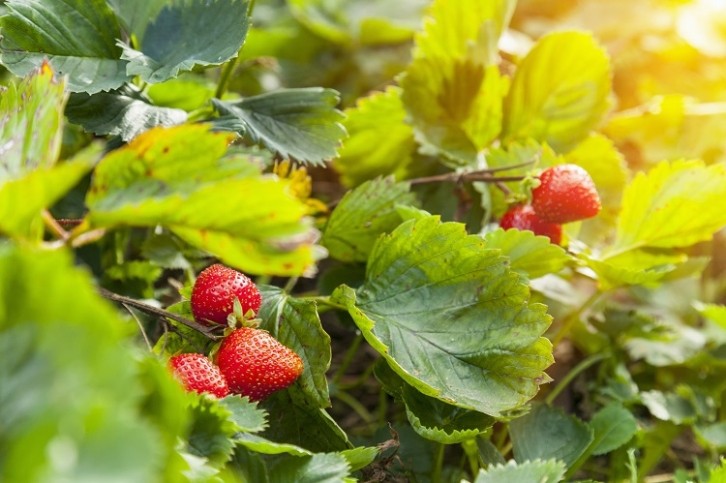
[695,422,726,449]
[321,177,417,263]
[509,403,594,468]
[0,150,95,239]
[118,0,250,84]
[588,403,638,456]
[585,249,685,290]
[697,303,726,331]
[709,459,726,483]
[474,459,566,483]
[623,316,706,366]
[212,88,346,166]
[186,396,238,467]
[235,433,312,456]
[85,124,317,276]
[604,95,726,167]
[332,87,416,187]
[483,228,570,279]
[147,75,216,112]
[228,446,270,483]
[262,390,351,453]
[288,0,427,46]
[0,64,66,178]
[503,31,611,152]
[65,85,187,142]
[641,387,716,425]
[331,215,553,417]
[258,287,331,408]
[267,453,350,483]
[375,361,495,443]
[0,247,161,482]
[107,0,167,42]
[400,0,515,164]
[0,0,128,93]
[219,396,268,434]
[339,446,379,472]
[606,160,726,256]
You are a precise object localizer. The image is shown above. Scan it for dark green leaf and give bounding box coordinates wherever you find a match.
[0,0,128,93]
[107,0,167,42]
[375,361,495,444]
[262,390,351,453]
[510,404,594,468]
[589,403,638,455]
[474,459,566,483]
[66,85,187,141]
[212,88,346,166]
[332,215,553,417]
[119,0,250,84]
[258,287,331,408]
[321,177,417,262]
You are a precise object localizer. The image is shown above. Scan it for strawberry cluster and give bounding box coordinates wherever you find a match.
[168,264,303,401]
[499,164,601,244]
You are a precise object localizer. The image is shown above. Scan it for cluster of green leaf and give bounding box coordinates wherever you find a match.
[1,0,726,482]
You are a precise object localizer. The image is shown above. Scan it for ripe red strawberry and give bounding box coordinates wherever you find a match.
[216,327,304,401]
[169,353,230,398]
[191,264,262,325]
[500,204,563,245]
[531,164,601,223]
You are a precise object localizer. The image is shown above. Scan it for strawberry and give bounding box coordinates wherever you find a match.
[191,264,262,325]
[169,353,230,398]
[500,204,563,245]
[531,164,601,223]
[216,327,304,401]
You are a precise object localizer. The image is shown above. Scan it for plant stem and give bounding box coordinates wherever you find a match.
[300,295,348,311]
[332,332,363,385]
[407,160,535,186]
[550,290,603,346]
[123,303,153,351]
[42,210,69,241]
[98,287,220,339]
[335,390,374,423]
[431,443,445,483]
[283,276,299,293]
[215,56,240,100]
[545,352,610,405]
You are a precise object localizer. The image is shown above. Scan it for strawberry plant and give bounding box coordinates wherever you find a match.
[1,0,726,482]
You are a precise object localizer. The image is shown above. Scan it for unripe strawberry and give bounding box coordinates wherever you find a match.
[191,264,262,325]
[216,327,304,402]
[169,353,230,398]
[500,204,563,245]
[531,164,601,223]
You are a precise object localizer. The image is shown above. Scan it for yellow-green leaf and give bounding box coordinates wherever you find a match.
[503,31,611,152]
[333,87,416,187]
[399,0,516,165]
[86,125,317,276]
[606,160,726,257]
